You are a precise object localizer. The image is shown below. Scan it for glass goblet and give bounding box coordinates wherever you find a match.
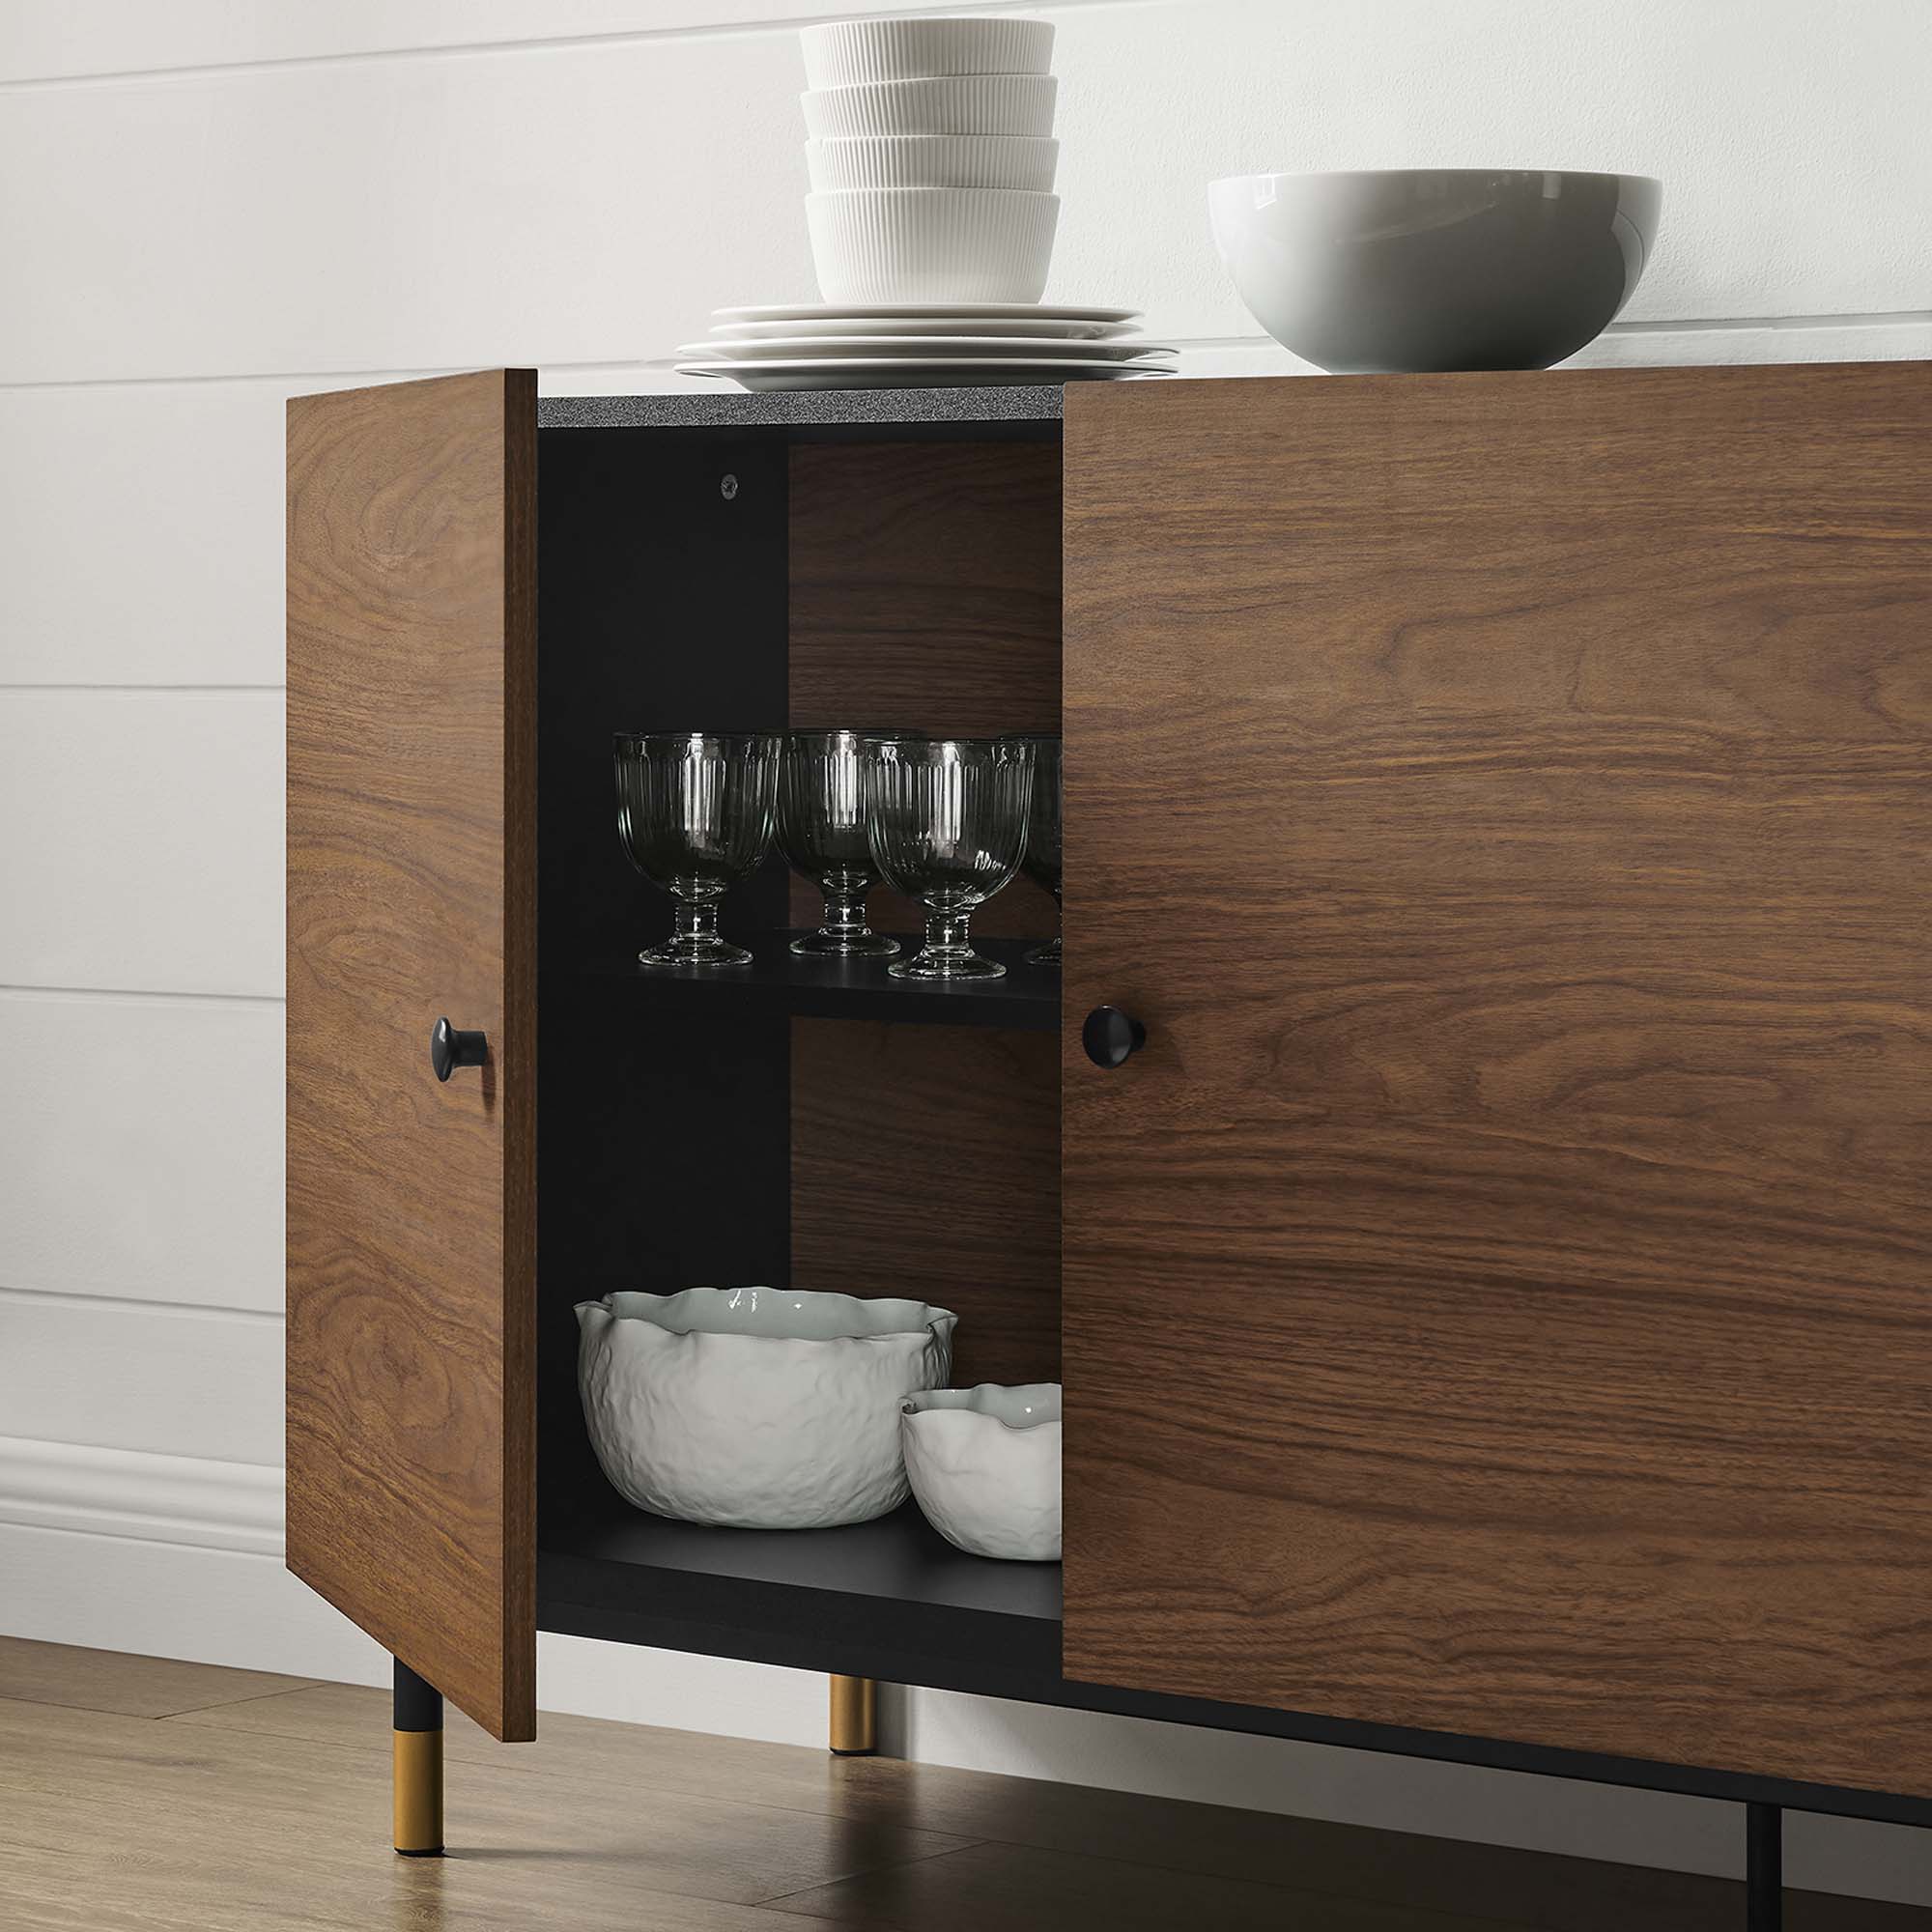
[778,729,900,958]
[865,735,1034,981]
[1003,733,1062,966]
[613,731,781,968]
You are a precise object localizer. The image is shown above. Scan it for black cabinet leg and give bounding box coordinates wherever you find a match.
[393,1658,444,1857]
[1747,1802,1781,1932]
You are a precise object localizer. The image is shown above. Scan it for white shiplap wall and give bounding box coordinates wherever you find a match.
[3,0,1930,1903]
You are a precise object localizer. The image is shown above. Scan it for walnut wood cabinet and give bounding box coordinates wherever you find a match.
[287,364,1932,1854]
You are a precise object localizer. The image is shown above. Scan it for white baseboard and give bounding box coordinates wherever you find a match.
[0,1434,283,1553]
[3,1460,1930,1907]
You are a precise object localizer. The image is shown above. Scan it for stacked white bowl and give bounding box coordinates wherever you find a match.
[801,16,1060,304]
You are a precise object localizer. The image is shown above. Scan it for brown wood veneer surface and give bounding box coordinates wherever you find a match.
[286,369,537,1742]
[1061,365,1932,1797]
[790,1019,1061,1387]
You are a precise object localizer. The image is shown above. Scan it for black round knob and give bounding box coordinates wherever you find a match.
[1082,1007,1146,1068]
[430,1018,488,1083]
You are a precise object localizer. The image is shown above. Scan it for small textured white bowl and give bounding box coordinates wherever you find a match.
[577,1288,957,1529]
[808,188,1059,304]
[802,74,1057,139]
[801,16,1054,89]
[902,1383,1062,1561]
[808,135,1058,193]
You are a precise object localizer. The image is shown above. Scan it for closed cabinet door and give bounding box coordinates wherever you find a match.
[287,369,537,1741]
[1061,365,1932,1798]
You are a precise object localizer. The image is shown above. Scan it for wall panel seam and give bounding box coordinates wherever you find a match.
[0,1284,282,1322]
[0,984,285,1009]
[0,684,285,696]
[0,0,1149,94]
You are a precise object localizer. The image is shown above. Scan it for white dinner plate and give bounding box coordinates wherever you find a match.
[676,356,1171,391]
[712,315,1142,341]
[711,301,1142,327]
[679,335,1175,363]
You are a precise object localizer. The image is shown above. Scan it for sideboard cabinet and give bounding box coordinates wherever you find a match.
[287,363,1932,1871]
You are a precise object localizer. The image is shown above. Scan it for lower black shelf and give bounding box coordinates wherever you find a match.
[538,1493,1064,1700]
[573,933,1061,1030]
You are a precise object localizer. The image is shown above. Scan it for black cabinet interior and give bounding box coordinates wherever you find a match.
[532,398,1066,1680]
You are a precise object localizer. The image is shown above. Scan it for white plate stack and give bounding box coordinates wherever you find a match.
[679,15,1174,392]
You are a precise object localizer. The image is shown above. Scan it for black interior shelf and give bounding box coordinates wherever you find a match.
[538,1495,1064,1703]
[572,934,1061,1031]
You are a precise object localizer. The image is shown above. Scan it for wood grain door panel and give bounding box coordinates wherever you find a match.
[1061,365,1932,1796]
[287,370,537,1741]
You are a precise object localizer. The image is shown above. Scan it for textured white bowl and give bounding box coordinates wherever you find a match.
[808,135,1058,193]
[802,74,1057,139]
[902,1383,1062,1561]
[1208,169,1662,373]
[577,1288,957,1529]
[801,16,1054,89]
[808,188,1059,304]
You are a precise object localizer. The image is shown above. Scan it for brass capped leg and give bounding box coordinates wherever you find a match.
[828,1674,877,1755]
[393,1658,444,1856]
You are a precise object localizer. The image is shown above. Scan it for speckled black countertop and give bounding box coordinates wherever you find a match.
[537,385,1067,431]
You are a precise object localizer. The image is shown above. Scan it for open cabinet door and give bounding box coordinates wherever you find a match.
[1061,365,1932,1798]
[287,369,537,1742]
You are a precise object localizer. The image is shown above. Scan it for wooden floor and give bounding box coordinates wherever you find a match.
[2,1637,1926,1930]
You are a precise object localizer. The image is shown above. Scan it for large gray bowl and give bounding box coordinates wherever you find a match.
[1208,169,1662,373]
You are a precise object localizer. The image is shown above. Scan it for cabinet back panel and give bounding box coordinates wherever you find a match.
[790,1020,1061,1388]
[1062,364,1932,1798]
[784,438,1065,1388]
[787,439,1061,940]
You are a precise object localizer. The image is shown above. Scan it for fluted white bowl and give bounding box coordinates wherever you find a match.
[902,1383,1062,1561]
[578,1288,957,1529]
[808,135,1059,193]
[801,16,1055,89]
[808,187,1059,304]
[802,74,1057,139]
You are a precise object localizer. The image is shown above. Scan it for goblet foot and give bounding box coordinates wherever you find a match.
[639,897,754,969]
[639,933,753,969]
[890,944,1005,981]
[1026,935,1062,966]
[790,928,900,958]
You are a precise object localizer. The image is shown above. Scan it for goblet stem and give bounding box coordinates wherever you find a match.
[822,885,867,941]
[639,895,753,969]
[890,906,1003,980]
[790,881,899,958]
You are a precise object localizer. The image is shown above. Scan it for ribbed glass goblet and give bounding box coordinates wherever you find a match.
[865,735,1033,981]
[777,729,900,958]
[1002,733,1061,965]
[613,731,781,968]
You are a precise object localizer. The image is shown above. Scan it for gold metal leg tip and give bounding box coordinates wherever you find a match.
[829,1674,878,1755]
[393,1726,445,1855]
